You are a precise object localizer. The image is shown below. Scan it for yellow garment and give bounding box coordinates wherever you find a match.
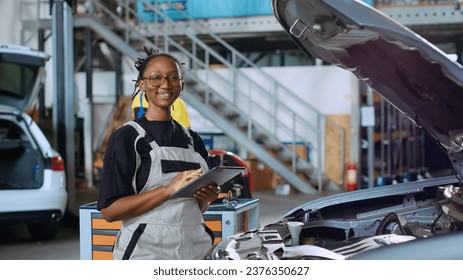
[171,98,191,128]
[131,92,191,128]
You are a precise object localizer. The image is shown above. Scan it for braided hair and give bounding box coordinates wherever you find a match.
[131,46,184,100]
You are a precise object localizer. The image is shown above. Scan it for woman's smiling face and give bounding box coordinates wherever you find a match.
[139,55,183,111]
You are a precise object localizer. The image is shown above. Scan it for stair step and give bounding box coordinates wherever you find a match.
[277,155,293,164]
[184,79,198,87]
[296,167,314,177]
[236,121,249,130]
[192,90,206,99]
[210,99,225,109]
[253,133,268,142]
[308,176,331,188]
[264,143,285,152]
[222,110,240,119]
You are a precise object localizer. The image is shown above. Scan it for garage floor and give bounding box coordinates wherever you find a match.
[0,187,340,260]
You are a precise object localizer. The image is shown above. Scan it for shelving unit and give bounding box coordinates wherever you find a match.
[359,88,435,188]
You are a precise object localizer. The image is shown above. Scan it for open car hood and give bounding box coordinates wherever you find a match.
[0,45,49,112]
[272,0,463,180]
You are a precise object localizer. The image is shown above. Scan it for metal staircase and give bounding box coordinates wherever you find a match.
[22,0,346,194]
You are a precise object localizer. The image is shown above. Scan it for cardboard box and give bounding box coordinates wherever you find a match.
[245,158,300,192]
[245,159,274,190]
[286,143,309,161]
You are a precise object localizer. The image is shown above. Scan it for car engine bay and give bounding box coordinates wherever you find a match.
[205,178,463,260]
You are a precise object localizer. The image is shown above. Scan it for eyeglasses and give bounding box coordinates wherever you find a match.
[140,74,182,87]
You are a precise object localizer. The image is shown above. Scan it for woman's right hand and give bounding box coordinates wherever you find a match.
[169,169,203,194]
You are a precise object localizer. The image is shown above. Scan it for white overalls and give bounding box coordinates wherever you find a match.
[112,121,212,260]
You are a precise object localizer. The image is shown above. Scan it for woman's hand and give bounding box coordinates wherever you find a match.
[169,169,203,195]
[195,185,221,202]
[195,185,221,212]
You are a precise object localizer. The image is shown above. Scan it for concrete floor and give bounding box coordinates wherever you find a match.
[0,186,338,260]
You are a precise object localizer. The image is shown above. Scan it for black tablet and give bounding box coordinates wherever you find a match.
[171,166,246,199]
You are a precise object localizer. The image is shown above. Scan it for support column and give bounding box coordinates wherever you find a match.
[52,0,77,215]
[84,28,94,188]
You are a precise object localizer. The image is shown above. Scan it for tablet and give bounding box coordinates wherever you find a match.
[170,166,246,199]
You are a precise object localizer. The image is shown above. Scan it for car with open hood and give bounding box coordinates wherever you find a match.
[0,44,67,240]
[205,0,463,260]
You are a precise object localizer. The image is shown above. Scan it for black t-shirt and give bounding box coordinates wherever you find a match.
[96,116,209,211]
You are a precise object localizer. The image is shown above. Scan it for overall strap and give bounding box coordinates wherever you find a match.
[124,121,158,194]
[179,124,195,151]
[125,121,159,149]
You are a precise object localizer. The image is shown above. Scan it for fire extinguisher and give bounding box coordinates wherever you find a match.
[346,162,357,191]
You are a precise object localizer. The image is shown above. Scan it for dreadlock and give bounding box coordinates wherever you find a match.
[131,46,184,100]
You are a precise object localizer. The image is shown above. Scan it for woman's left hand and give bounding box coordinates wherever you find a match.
[194,185,221,203]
